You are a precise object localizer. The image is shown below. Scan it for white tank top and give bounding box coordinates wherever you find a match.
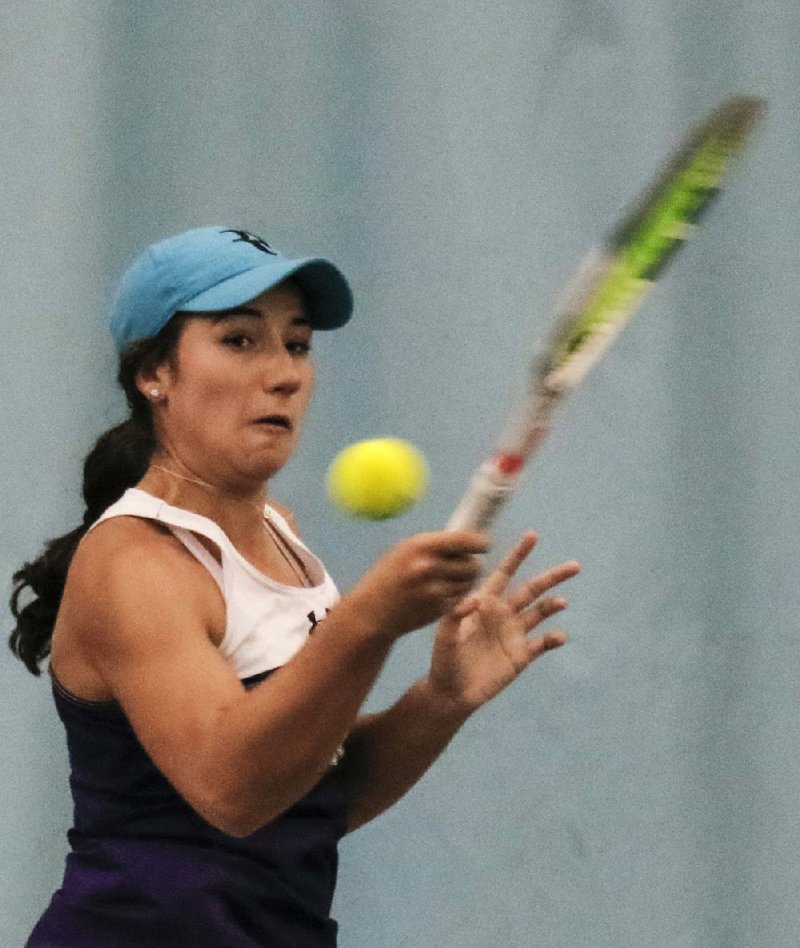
[88,488,340,680]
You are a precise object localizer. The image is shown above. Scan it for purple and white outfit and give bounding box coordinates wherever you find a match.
[27,488,346,947]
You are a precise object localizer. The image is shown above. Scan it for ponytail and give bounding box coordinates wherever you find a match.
[8,314,187,675]
[9,419,154,674]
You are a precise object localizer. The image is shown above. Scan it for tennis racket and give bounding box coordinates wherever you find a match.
[447,95,766,533]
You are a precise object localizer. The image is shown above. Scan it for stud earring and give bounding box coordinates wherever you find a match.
[149,388,160,399]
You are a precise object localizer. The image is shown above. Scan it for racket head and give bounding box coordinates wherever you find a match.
[541,95,766,391]
[446,95,766,533]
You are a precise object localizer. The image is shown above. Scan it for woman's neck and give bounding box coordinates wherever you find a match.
[138,458,269,534]
[138,460,313,589]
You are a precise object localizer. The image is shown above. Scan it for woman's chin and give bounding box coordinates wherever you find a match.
[238,448,294,485]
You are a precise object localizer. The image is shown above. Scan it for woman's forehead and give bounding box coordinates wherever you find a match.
[187,282,311,328]
[243,279,307,313]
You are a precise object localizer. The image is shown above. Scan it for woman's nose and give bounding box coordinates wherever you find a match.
[263,350,303,395]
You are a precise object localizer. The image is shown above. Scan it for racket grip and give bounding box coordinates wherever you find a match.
[446,464,518,532]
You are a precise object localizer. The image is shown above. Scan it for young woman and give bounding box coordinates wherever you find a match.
[10,226,580,947]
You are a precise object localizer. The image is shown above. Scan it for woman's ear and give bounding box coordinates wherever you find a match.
[135,359,171,404]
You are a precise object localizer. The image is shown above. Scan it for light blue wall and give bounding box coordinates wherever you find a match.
[3,2,799,945]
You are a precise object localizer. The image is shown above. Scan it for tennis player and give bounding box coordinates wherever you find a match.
[10,226,580,947]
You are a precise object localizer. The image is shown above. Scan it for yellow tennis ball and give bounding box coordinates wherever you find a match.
[326,438,429,520]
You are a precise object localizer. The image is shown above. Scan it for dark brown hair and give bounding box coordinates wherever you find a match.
[8,315,188,675]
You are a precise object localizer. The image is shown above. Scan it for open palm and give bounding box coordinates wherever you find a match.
[427,533,580,712]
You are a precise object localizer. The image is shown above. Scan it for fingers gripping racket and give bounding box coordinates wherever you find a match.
[447,95,766,533]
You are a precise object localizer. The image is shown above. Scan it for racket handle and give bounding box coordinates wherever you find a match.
[446,463,519,532]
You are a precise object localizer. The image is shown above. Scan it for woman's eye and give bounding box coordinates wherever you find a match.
[222,333,254,349]
[287,340,312,356]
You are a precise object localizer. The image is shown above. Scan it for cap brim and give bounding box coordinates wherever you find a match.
[182,257,352,330]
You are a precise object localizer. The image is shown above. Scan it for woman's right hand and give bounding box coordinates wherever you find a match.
[345,531,490,640]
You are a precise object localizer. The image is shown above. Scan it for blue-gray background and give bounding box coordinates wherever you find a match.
[2,3,798,946]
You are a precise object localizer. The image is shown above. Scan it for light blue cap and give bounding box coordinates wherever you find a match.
[111,226,353,350]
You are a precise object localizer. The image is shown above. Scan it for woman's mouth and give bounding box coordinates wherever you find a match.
[254,415,293,432]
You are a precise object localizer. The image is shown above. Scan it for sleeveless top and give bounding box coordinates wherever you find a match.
[26,489,348,948]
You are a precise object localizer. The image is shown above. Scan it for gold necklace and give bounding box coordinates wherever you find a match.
[151,464,266,516]
[149,463,313,587]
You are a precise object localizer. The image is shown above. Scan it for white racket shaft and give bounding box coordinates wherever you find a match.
[447,249,633,532]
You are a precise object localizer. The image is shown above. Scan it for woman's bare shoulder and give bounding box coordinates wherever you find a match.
[72,515,178,573]
[84,512,174,544]
[67,514,223,627]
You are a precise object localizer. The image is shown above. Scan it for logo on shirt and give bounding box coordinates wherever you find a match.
[307,609,331,633]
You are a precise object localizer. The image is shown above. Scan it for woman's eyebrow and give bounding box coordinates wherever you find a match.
[210,306,310,326]
[210,306,262,322]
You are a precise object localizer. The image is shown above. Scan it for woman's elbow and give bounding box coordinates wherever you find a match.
[202,780,302,838]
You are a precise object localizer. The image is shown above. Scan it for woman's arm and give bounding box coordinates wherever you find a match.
[337,533,580,832]
[335,679,470,833]
[69,518,488,837]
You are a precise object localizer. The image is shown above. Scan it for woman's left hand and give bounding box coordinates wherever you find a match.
[427,532,580,714]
